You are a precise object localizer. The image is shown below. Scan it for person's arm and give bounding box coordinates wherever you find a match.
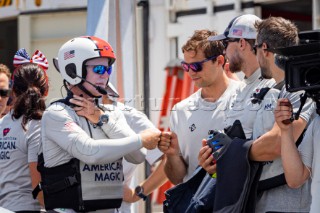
[274,99,311,187]
[158,131,187,184]
[43,105,160,165]
[27,121,44,206]
[123,156,168,202]
[29,162,44,206]
[250,101,307,162]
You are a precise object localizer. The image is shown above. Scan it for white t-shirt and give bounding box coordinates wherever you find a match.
[256,86,315,213]
[170,79,242,182]
[224,69,276,139]
[0,112,41,212]
[299,115,320,213]
[111,102,163,213]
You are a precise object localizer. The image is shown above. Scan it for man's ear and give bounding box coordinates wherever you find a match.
[217,55,225,66]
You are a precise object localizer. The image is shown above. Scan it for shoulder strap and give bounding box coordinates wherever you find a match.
[251,87,271,104]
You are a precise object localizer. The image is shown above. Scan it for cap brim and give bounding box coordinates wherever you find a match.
[208,34,226,41]
[106,83,120,98]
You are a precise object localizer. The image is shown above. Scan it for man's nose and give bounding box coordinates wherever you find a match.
[100,72,110,79]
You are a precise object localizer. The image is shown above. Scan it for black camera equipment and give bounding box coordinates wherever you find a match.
[270,30,320,116]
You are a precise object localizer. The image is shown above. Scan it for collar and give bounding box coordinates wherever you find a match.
[244,68,262,85]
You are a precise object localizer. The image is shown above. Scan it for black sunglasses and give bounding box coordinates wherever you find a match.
[253,43,264,53]
[181,55,218,72]
[222,38,241,48]
[0,89,10,98]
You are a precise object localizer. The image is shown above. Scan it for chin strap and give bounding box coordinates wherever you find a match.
[77,83,101,98]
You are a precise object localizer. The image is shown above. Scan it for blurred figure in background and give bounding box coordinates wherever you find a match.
[0,64,11,118]
[0,49,49,212]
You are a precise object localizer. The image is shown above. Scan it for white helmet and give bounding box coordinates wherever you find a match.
[57,36,116,85]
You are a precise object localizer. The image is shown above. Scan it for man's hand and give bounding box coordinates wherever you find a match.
[275,98,294,131]
[140,128,161,150]
[198,139,216,174]
[123,184,140,203]
[70,95,102,123]
[158,131,180,156]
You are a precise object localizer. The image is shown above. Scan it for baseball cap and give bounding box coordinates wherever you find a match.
[209,14,261,41]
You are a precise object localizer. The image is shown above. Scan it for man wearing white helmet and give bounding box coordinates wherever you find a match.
[38,36,161,213]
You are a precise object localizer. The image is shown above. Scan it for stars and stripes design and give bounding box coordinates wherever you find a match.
[232,29,243,36]
[64,50,75,60]
[13,48,49,71]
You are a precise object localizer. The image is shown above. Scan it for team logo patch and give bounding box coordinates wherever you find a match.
[3,128,10,136]
[189,124,196,132]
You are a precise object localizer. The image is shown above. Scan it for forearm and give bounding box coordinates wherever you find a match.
[250,118,307,161]
[70,135,142,164]
[164,154,187,184]
[29,162,44,207]
[281,128,310,188]
[249,126,281,161]
[141,156,168,195]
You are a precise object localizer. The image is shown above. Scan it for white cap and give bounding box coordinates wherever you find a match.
[208,14,261,41]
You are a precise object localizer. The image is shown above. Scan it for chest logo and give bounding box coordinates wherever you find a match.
[189,124,196,132]
[3,128,10,136]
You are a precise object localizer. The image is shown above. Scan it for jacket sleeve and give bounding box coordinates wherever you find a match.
[42,104,143,165]
[101,104,145,164]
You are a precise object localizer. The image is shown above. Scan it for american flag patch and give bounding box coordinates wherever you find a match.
[64,50,75,60]
[64,121,82,132]
[232,29,243,36]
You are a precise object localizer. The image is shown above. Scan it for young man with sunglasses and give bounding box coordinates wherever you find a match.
[251,16,315,213]
[38,36,161,213]
[0,64,11,118]
[158,30,241,184]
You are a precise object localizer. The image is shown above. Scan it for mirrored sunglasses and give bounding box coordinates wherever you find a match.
[0,89,10,98]
[86,65,112,75]
[181,55,218,72]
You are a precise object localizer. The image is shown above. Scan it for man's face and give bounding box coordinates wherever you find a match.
[223,38,243,73]
[84,57,110,96]
[0,73,10,116]
[255,44,273,79]
[182,50,219,88]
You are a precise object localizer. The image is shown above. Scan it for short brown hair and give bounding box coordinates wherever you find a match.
[182,30,225,60]
[255,17,299,49]
[0,64,11,79]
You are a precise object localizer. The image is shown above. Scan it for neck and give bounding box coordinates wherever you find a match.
[272,65,285,83]
[201,72,229,101]
[242,52,260,78]
[102,95,113,104]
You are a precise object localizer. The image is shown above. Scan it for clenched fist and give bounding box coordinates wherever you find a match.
[140,128,161,150]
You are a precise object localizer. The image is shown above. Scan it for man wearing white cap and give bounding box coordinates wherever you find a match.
[208,14,277,140]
